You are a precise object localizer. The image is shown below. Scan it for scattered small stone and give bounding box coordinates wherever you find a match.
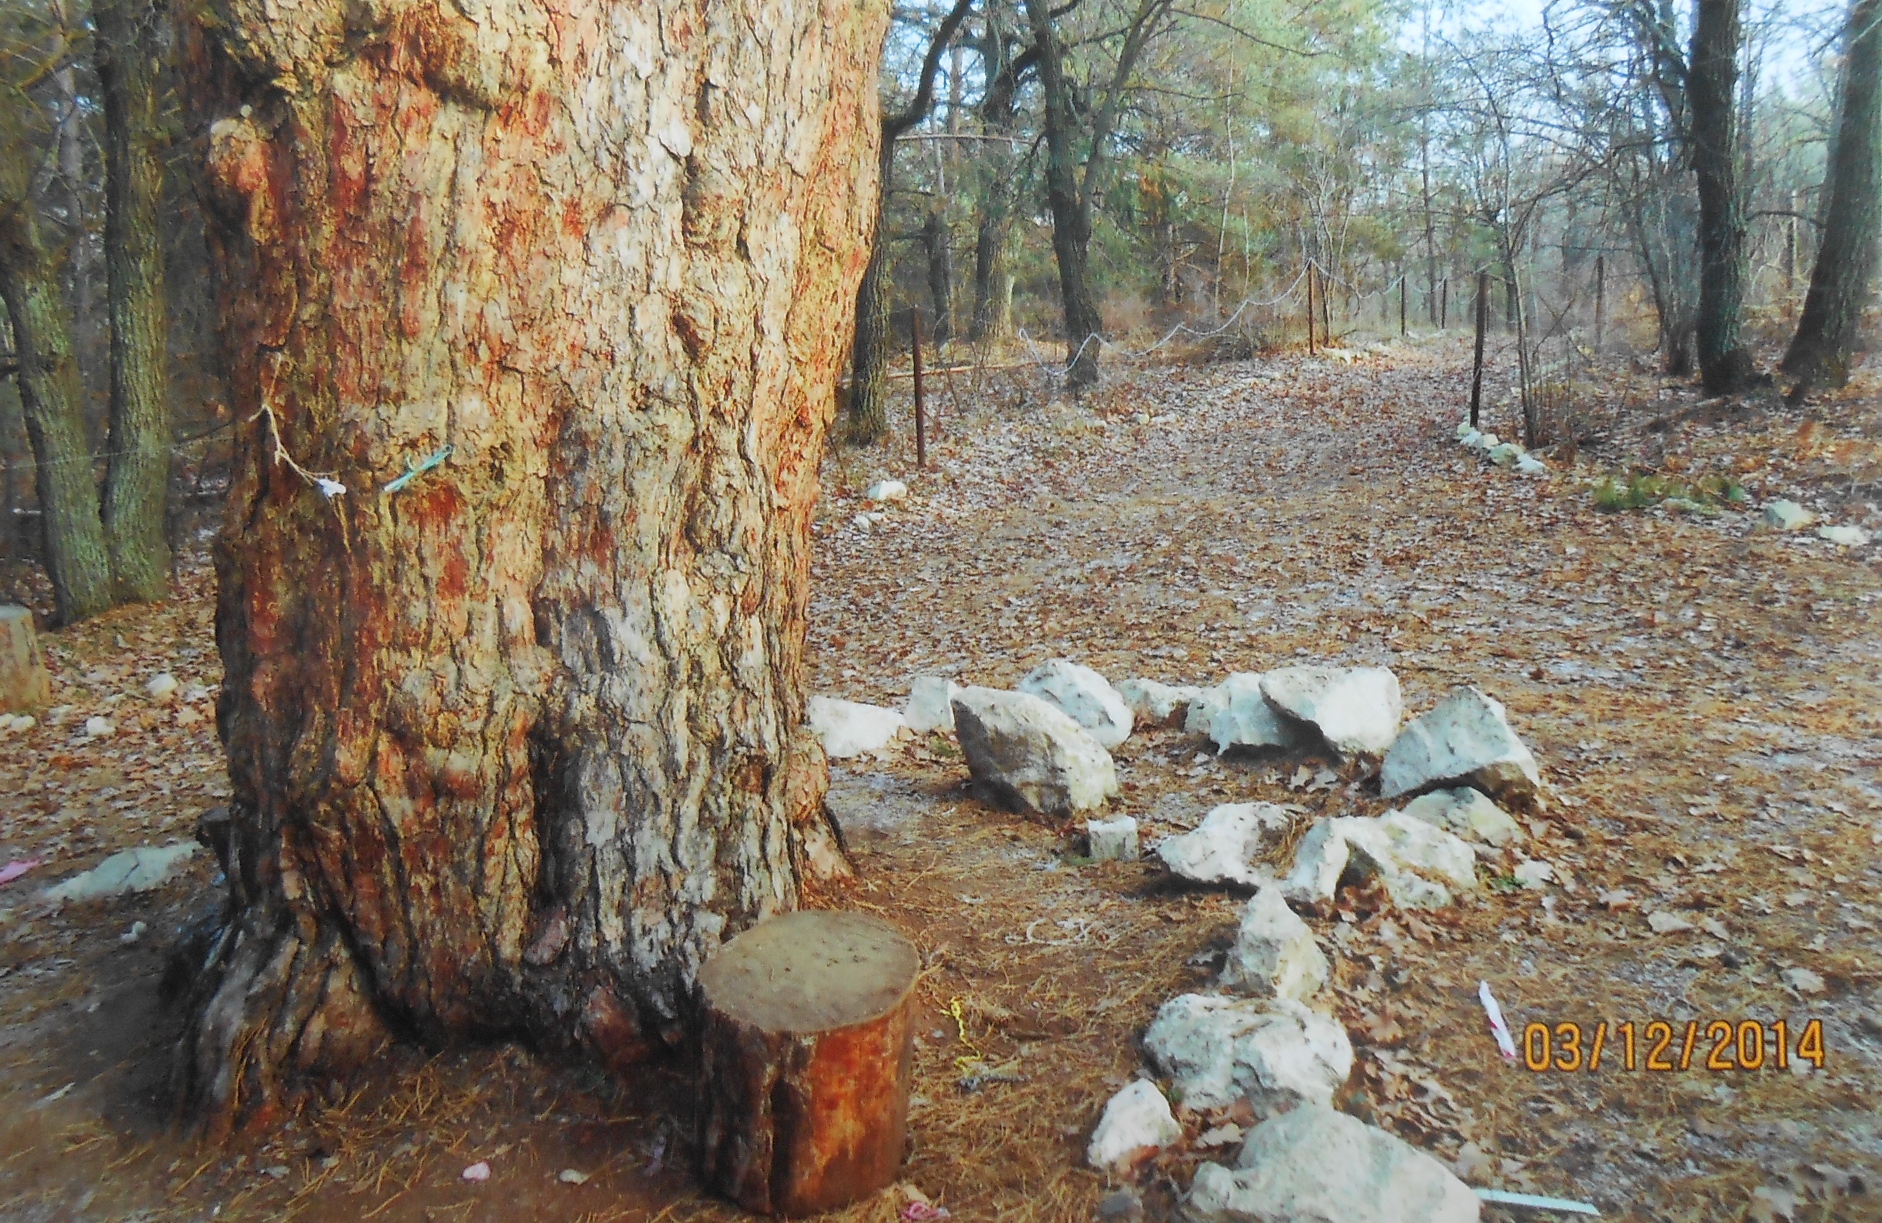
[1781,967,1827,996]
[1143,994,1352,1115]
[1017,658,1134,748]
[806,696,905,759]
[119,920,147,945]
[903,676,963,734]
[1085,1079,1181,1173]
[1381,685,1542,809]
[1647,911,1694,934]
[1763,499,1814,530]
[1516,454,1549,475]
[1115,677,1201,728]
[1155,802,1292,888]
[42,843,200,904]
[1513,859,1554,889]
[1488,441,1524,466]
[1817,524,1871,546]
[951,687,1118,817]
[145,672,179,703]
[865,479,909,502]
[1096,1188,1144,1221]
[1187,1104,1480,1223]
[1218,886,1328,1002]
[1086,815,1139,862]
[558,1169,591,1185]
[1397,787,1522,847]
[264,1165,289,1180]
[461,1161,491,1182]
[1258,665,1402,757]
[83,716,116,739]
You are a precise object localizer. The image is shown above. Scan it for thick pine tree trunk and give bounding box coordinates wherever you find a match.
[845,202,895,445]
[1783,0,1882,394]
[96,0,175,602]
[175,0,884,1136]
[1691,0,1755,393]
[1026,0,1104,389]
[0,177,116,625]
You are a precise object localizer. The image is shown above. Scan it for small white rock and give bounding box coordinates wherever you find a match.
[1516,454,1549,475]
[1817,524,1872,546]
[558,1169,591,1185]
[1156,802,1292,888]
[1208,673,1308,754]
[1258,665,1402,757]
[1487,441,1525,466]
[806,696,904,759]
[1382,685,1542,809]
[119,920,147,945]
[903,676,963,734]
[1763,499,1814,530]
[83,716,115,739]
[1115,677,1201,728]
[865,479,909,503]
[1219,887,1328,1002]
[145,672,179,703]
[1144,994,1353,1115]
[1397,787,1522,847]
[1513,859,1554,889]
[1086,1080,1182,1173]
[1086,815,1140,862]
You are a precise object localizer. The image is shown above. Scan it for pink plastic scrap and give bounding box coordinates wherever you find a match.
[0,859,41,887]
[461,1161,491,1182]
[1478,981,1518,1062]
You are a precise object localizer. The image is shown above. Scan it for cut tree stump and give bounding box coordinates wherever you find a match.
[0,605,52,714]
[697,910,919,1216]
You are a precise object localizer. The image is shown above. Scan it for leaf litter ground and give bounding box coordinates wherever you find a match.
[0,335,1877,1222]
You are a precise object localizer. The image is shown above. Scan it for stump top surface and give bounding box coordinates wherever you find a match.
[699,910,918,1034]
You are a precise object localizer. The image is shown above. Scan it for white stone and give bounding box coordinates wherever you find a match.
[1087,815,1140,861]
[145,672,179,703]
[951,687,1118,817]
[1144,994,1353,1115]
[1282,814,1478,910]
[1219,887,1328,1002]
[1259,666,1402,757]
[1397,787,1522,847]
[43,843,200,904]
[1116,677,1202,728]
[1186,679,1234,734]
[1763,499,1814,530]
[1516,454,1549,475]
[1513,859,1553,889]
[806,696,904,759]
[1454,422,1477,441]
[82,716,115,739]
[1818,524,1872,546]
[1156,802,1292,888]
[1381,686,1541,808]
[1209,674,1309,754]
[903,676,963,734]
[1186,1104,1481,1223]
[1487,441,1524,466]
[1086,1080,1182,1173]
[1018,658,1134,748]
[865,479,908,503]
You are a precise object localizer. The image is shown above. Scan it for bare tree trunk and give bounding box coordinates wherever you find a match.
[1691,0,1756,392]
[923,207,953,348]
[1783,0,1882,394]
[96,0,175,602]
[0,179,115,625]
[174,0,884,1136]
[1027,0,1104,387]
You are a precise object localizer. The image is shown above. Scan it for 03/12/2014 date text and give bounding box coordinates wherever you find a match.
[1521,1020,1827,1072]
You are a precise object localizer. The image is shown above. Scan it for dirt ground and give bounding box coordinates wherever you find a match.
[2,334,1879,1222]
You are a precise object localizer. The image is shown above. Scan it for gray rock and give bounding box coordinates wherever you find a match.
[807,696,904,759]
[1186,1104,1481,1223]
[1763,499,1814,530]
[1156,803,1293,888]
[1397,788,1521,848]
[1219,887,1328,1001]
[951,687,1118,817]
[903,676,963,734]
[1258,666,1402,757]
[1282,814,1478,910]
[1209,674,1309,754]
[1818,524,1872,546]
[43,843,200,904]
[1186,680,1235,735]
[1117,677,1203,728]
[1019,658,1134,748]
[1088,815,1140,862]
[1087,1079,1182,1172]
[1144,994,1352,1115]
[1380,687,1541,809]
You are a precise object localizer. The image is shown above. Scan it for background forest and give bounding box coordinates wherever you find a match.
[0,0,1876,621]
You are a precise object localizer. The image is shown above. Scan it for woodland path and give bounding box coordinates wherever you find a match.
[0,337,1877,1221]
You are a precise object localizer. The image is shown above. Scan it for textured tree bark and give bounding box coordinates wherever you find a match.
[1783,0,1882,394]
[96,0,176,602]
[697,911,917,1217]
[1027,0,1104,388]
[1690,0,1755,393]
[174,0,884,1136]
[0,178,116,625]
[922,208,953,348]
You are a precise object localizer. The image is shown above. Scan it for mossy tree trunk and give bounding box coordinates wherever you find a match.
[174,0,884,1136]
